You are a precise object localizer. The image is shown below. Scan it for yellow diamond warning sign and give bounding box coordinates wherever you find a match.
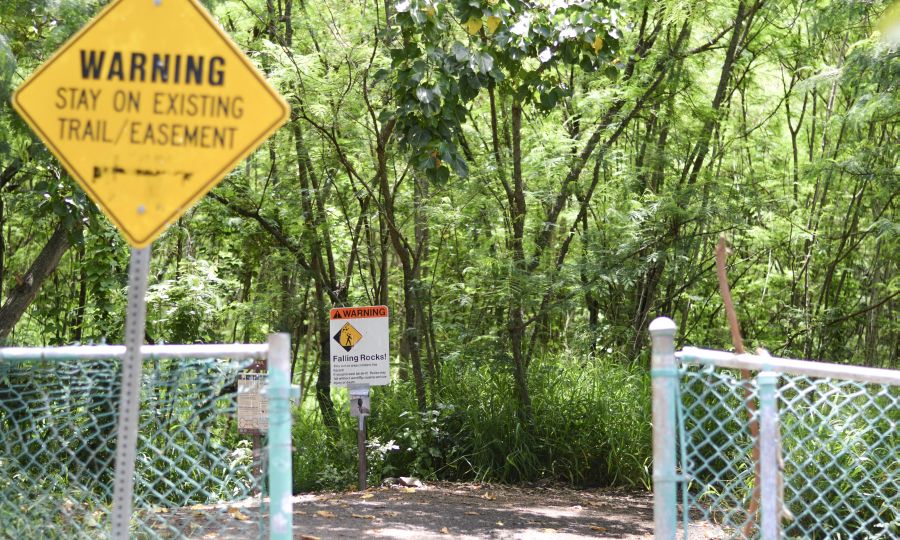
[334,322,363,352]
[11,0,290,248]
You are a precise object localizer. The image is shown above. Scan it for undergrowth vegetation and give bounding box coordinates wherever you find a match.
[292,352,651,491]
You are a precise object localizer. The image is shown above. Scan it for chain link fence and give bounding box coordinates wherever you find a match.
[650,317,899,539]
[0,339,293,539]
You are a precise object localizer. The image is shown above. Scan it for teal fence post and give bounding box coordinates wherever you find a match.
[650,317,678,540]
[267,333,292,539]
[757,370,780,540]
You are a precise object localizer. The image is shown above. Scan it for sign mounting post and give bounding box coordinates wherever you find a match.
[11,0,290,535]
[330,305,390,490]
[111,245,151,538]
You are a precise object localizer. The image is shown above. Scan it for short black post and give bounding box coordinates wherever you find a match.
[358,412,367,490]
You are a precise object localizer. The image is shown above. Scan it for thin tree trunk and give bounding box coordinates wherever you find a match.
[376,132,427,411]
[313,280,339,433]
[682,0,754,188]
[507,101,533,420]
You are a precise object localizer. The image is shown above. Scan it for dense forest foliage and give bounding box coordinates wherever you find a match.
[1,0,896,489]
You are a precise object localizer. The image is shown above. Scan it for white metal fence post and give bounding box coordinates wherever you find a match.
[757,370,780,540]
[650,317,678,540]
[267,333,293,540]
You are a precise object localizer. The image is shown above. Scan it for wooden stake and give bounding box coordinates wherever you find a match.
[714,235,761,537]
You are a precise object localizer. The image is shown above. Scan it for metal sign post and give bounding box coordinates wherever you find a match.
[350,386,371,490]
[111,245,152,539]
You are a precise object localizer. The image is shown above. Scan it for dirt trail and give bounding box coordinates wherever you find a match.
[288,482,723,539]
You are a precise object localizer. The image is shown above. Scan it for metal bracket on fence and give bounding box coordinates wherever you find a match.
[653,473,688,483]
[264,385,301,400]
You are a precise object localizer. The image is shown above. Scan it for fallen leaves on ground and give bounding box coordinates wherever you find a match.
[360,493,374,499]
[381,511,400,517]
[401,487,416,493]
[590,524,608,533]
[300,535,321,540]
[481,493,496,500]
[352,514,375,520]
[440,527,450,534]
[226,507,250,521]
[464,511,479,515]
[314,510,336,518]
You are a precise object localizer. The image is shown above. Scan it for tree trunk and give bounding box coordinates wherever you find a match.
[507,102,533,420]
[377,146,428,411]
[0,222,72,340]
[681,0,752,188]
[313,280,339,433]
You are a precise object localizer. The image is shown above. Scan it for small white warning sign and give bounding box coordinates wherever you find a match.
[237,373,268,433]
[329,305,390,387]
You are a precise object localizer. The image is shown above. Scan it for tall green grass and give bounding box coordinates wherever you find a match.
[291,353,652,491]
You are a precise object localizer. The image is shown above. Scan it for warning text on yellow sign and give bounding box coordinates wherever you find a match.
[12,0,290,247]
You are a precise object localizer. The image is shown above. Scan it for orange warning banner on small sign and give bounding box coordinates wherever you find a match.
[330,305,389,320]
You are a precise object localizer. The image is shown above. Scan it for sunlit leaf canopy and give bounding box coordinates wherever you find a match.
[386,0,623,181]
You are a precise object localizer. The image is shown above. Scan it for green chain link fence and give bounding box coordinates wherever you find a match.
[650,317,899,539]
[0,339,293,539]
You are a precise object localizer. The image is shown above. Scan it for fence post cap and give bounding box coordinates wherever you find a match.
[649,317,677,335]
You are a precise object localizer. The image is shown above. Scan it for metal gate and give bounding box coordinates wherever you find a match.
[650,317,898,539]
[0,335,294,539]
